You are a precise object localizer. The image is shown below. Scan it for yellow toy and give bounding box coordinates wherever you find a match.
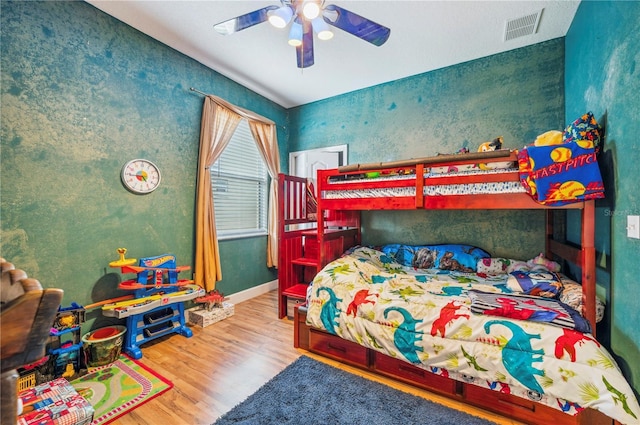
[478,137,504,170]
[108,247,137,268]
[534,130,563,146]
[478,136,503,152]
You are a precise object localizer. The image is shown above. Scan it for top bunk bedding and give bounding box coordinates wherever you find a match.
[320,112,605,209]
[317,138,605,209]
[305,245,639,425]
[318,156,543,210]
[324,163,525,199]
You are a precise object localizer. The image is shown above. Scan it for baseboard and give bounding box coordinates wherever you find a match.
[226,280,278,305]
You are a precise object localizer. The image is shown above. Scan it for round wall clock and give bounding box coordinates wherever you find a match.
[121,159,161,194]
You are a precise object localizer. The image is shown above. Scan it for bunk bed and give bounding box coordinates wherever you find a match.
[279,149,639,425]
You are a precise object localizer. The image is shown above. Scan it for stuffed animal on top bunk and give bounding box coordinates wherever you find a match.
[518,111,605,206]
[478,136,510,170]
[478,136,503,152]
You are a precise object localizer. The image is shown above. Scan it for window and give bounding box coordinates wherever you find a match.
[211,119,268,239]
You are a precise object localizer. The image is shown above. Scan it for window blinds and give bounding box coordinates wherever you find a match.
[211,119,268,238]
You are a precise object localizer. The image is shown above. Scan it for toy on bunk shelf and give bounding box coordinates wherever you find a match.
[102,250,205,359]
[477,136,511,171]
[436,146,470,156]
[478,136,504,152]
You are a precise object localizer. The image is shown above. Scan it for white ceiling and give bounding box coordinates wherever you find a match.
[87,1,580,108]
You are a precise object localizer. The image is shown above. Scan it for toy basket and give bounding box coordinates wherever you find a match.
[82,325,126,367]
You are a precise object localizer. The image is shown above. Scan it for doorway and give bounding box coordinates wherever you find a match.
[289,144,348,179]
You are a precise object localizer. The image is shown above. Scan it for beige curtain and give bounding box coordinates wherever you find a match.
[195,94,281,291]
[195,97,242,291]
[249,121,281,268]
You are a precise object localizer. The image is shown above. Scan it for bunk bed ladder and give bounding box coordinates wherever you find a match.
[278,174,317,318]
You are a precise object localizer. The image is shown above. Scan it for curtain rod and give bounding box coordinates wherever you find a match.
[189,87,286,130]
[189,87,209,96]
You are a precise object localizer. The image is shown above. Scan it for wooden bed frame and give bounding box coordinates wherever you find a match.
[279,150,613,425]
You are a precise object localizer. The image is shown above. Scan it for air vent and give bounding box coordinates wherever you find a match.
[504,9,543,41]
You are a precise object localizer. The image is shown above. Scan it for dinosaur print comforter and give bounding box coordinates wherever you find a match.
[305,246,640,425]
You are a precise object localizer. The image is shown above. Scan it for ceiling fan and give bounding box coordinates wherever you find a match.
[213,0,390,68]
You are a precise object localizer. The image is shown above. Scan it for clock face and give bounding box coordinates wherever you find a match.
[121,159,161,194]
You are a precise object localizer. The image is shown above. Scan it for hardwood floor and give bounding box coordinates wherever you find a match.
[110,290,523,425]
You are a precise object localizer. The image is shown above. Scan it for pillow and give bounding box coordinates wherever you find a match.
[563,111,603,149]
[527,253,561,272]
[477,254,561,276]
[559,280,605,323]
[507,270,563,298]
[381,244,490,272]
[477,257,528,275]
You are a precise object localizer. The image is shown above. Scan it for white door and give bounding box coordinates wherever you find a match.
[290,144,347,179]
[288,146,346,230]
[303,151,340,179]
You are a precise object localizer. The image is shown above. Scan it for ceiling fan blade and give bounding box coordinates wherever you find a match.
[323,4,390,46]
[214,6,278,35]
[296,20,314,68]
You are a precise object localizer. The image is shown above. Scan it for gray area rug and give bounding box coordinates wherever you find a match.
[214,356,497,425]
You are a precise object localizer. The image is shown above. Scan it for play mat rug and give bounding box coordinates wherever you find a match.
[70,354,173,425]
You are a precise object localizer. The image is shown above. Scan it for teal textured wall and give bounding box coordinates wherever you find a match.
[3,2,638,398]
[0,1,285,328]
[565,0,640,395]
[289,40,565,259]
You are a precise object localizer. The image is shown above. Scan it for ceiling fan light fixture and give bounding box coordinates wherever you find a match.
[312,17,333,40]
[321,7,338,24]
[216,2,391,67]
[302,0,321,20]
[268,5,293,28]
[288,20,303,47]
